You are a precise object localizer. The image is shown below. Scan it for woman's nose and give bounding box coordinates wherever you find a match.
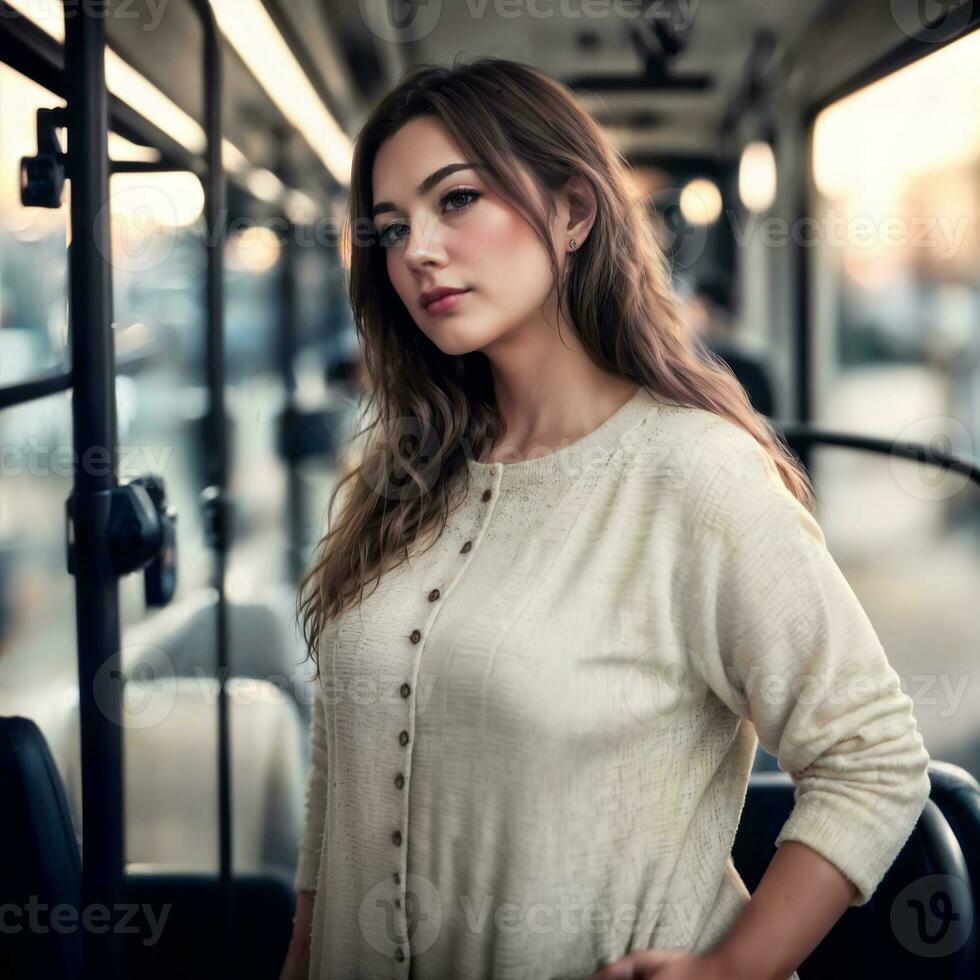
[403,217,447,267]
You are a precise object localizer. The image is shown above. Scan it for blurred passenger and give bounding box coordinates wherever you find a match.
[685,271,776,417]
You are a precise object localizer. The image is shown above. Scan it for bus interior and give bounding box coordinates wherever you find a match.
[0,1,978,978]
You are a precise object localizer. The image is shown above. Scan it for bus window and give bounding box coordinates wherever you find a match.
[0,65,69,385]
[108,165,213,630]
[0,391,79,821]
[809,30,980,774]
[0,64,78,806]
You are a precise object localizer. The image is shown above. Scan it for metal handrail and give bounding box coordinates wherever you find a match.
[774,422,980,488]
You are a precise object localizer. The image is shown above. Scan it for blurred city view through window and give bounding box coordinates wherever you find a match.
[809,29,980,775]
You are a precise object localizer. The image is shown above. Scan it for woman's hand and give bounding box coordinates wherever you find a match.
[593,948,729,979]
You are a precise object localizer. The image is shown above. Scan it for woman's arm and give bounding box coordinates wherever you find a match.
[703,840,857,980]
[682,438,931,912]
[598,842,856,980]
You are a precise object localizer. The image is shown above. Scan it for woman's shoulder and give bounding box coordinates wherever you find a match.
[629,401,769,481]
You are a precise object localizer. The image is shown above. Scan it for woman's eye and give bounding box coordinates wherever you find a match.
[442,188,479,212]
[378,223,407,248]
[377,188,480,248]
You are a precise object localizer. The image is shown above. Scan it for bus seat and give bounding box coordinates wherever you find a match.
[62,677,305,879]
[733,767,977,979]
[927,761,980,901]
[0,716,83,980]
[121,584,315,730]
[121,869,294,979]
[0,717,295,979]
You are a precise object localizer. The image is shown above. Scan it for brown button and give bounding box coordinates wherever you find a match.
[460,541,472,553]
[481,489,492,502]
[394,897,401,909]
[410,629,421,644]
[395,772,405,789]
[428,588,440,602]
[400,683,411,698]
[399,729,410,746]
[395,948,405,962]
[393,871,400,884]
[392,830,402,846]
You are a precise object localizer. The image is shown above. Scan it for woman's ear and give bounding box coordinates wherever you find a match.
[562,174,598,249]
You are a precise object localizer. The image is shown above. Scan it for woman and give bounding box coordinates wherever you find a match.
[279,57,931,980]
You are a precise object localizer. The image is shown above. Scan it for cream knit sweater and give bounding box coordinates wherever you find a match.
[294,386,931,980]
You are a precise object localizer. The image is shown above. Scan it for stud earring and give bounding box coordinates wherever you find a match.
[569,239,577,250]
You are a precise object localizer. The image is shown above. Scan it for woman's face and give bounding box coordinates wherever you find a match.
[371,115,565,356]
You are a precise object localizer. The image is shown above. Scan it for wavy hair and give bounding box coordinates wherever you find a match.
[296,55,814,680]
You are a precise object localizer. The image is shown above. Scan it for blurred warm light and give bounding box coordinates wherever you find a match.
[108,134,161,164]
[228,225,282,273]
[284,189,319,225]
[245,168,285,204]
[209,0,353,186]
[109,172,205,227]
[4,0,62,40]
[813,29,980,207]
[105,51,208,156]
[739,140,777,212]
[222,142,250,175]
[624,164,669,206]
[6,0,267,182]
[680,178,722,225]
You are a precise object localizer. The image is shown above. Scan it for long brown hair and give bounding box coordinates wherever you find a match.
[296,55,814,680]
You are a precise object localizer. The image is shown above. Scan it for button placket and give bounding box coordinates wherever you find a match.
[391,472,501,962]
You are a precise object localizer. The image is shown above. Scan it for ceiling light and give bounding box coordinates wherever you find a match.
[738,141,777,212]
[209,0,352,186]
[679,178,722,225]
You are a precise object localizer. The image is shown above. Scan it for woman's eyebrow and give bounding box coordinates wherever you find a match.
[372,162,483,219]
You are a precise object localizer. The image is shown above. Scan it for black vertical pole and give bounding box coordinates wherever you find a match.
[64,3,125,979]
[792,122,814,475]
[186,0,233,968]
[276,138,304,583]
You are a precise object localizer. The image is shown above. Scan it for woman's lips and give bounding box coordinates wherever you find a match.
[425,290,470,315]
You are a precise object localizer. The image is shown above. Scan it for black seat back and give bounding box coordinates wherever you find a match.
[0,715,296,980]
[0,715,83,980]
[122,871,295,979]
[734,766,977,979]
[928,761,980,900]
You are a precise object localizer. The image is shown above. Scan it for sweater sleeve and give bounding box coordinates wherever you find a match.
[682,436,932,908]
[294,675,328,893]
